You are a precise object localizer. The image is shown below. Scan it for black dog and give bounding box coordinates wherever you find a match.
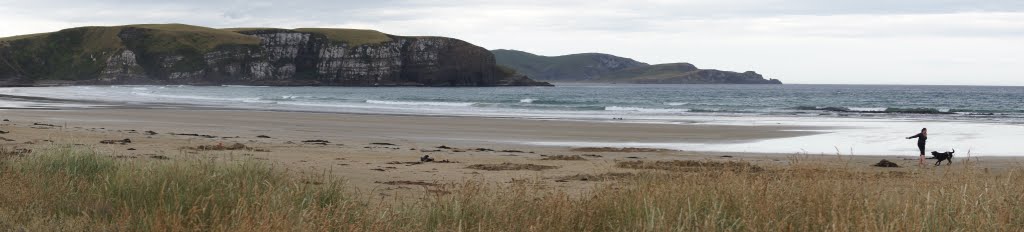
[928,149,955,166]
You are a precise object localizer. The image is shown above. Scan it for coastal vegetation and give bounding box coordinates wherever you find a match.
[1,145,1020,231]
[492,49,782,84]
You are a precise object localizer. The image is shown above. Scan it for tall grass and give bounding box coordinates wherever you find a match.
[0,145,363,231]
[2,146,1023,231]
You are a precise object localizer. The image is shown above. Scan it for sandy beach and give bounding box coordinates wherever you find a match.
[2,108,1021,198]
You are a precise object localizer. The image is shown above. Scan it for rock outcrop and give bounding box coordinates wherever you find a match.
[493,49,780,84]
[0,24,550,87]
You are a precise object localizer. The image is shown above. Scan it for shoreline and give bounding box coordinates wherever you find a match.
[2,108,1022,195]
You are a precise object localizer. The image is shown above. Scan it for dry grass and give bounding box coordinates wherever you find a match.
[0,145,360,231]
[2,146,1024,231]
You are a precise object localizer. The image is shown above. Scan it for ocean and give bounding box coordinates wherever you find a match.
[2,83,1022,156]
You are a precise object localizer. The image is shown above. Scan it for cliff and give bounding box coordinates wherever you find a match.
[0,24,551,87]
[492,49,780,84]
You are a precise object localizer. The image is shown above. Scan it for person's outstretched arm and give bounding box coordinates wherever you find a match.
[907,133,922,139]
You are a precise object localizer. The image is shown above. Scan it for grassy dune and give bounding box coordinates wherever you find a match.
[1,146,1022,231]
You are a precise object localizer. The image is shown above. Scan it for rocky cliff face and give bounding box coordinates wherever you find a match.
[0,24,550,87]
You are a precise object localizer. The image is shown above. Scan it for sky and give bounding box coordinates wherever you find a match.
[1,0,1022,85]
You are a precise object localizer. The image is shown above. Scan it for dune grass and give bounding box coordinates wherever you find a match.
[1,146,1022,231]
[0,145,361,231]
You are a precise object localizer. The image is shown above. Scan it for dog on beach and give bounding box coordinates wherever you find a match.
[928,149,955,166]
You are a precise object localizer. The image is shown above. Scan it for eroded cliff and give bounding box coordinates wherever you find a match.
[0,24,550,86]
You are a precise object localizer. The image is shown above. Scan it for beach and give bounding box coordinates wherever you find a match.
[4,108,1022,198]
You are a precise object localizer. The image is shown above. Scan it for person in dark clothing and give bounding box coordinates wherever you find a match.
[906,128,927,166]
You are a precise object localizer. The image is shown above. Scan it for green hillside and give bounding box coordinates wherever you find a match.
[493,49,781,84]
[597,63,700,80]
[492,49,648,81]
[0,24,263,82]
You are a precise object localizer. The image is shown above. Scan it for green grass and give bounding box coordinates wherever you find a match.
[125,24,261,53]
[1,24,261,53]
[293,28,393,46]
[224,27,395,46]
[596,63,702,81]
[220,28,284,32]
[0,33,50,42]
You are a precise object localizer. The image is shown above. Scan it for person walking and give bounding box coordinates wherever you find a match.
[906,128,927,166]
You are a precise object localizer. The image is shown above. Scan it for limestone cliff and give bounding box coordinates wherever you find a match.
[0,24,550,86]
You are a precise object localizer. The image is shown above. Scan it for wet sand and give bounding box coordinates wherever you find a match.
[2,108,1022,197]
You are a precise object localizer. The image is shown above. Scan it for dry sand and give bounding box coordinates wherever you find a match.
[2,108,1022,198]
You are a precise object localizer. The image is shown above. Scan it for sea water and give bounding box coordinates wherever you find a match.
[1,83,1022,156]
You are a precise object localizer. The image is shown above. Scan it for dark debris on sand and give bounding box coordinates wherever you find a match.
[377,180,440,187]
[541,155,587,161]
[555,172,635,182]
[303,140,330,145]
[466,163,558,171]
[872,159,900,168]
[100,139,132,145]
[171,133,217,138]
[617,160,764,172]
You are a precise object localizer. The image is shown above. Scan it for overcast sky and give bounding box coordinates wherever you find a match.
[1,0,1022,85]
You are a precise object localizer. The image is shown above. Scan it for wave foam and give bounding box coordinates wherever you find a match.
[365,100,476,107]
[605,106,690,113]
